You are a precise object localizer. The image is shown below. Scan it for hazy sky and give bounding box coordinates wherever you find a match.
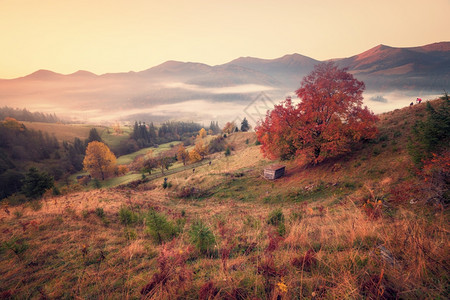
[1,0,449,79]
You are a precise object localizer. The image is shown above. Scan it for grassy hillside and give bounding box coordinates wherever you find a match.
[100,126,133,152]
[116,142,181,166]
[21,122,106,143]
[0,101,448,299]
[22,121,131,151]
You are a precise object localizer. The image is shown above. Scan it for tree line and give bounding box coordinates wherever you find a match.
[117,121,209,156]
[0,122,103,200]
[0,106,61,123]
[0,118,59,199]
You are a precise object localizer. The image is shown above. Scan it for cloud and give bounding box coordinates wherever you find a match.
[370,95,388,103]
[163,82,274,94]
[81,99,249,125]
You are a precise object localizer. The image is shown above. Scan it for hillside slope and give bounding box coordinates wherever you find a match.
[336,42,450,91]
[0,100,448,299]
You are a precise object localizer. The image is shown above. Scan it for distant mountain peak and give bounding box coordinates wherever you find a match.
[353,44,400,63]
[69,70,97,77]
[23,69,63,80]
[228,52,316,65]
[148,60,210,71]
[363,44,393,53]
[280,53,308,59]
[156,60,185,67]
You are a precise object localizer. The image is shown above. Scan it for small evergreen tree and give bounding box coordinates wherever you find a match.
[209,121,221,134]
[146,209,178,244]
[189,220,216,255]
[22,167,54,199]
[240,117,250,132]
[225,147,231,156]
[408,99,450,166]
[87,128,102,144]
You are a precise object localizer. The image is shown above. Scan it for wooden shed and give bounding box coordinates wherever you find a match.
[264,164,286,180]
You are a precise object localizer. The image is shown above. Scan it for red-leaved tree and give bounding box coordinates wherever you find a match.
[256,62,378,164]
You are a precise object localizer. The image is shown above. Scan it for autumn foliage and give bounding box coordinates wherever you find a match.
[1,117,24,131]
[83,141,117,180]
[222,121,237,134]
[176,144,189,166]
[198,128,207,138]
[256,62,378,163]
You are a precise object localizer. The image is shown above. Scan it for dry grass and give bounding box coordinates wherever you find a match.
[1,186,448,298]
[21,121,104,142]
[1,101,448,299]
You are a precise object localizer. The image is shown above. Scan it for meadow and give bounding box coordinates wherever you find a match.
[21,122,105,143]
[0,101,448,299]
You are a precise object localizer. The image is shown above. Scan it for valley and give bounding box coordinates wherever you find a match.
[1,42,448,124]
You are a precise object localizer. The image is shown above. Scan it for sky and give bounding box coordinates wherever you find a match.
[1,0,449,79]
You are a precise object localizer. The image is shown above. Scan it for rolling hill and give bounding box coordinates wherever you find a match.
[0,99,448,299]
[335,42,450,91]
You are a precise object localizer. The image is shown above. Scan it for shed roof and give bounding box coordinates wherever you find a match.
[264,164,285,171]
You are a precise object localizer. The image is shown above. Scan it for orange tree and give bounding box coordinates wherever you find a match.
[177,144,189,166]
[83,141,117,180]
[198,128,207,138]
[222,121,237,134]
[256,62,378,164]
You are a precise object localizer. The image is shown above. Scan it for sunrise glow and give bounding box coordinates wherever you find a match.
[1,0,448,79]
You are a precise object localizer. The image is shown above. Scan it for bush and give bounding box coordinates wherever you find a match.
[59,183,83,195]
[162,178,172,189]
[95,207,105,218]
[189,220,216,255]
[124,228,137,241]
[115,165,129,176]
[52,186,60,196]
[3,193,27,206]
[208,137,226,154]
[378,134,389,142]
[277,222,286,236]
[119,207,138,225]
[29,200,42,211]
[225,147,231,156]
[93,178,101,189]
[3,237,29,257]
[177,186,203,199]
[393,131,402,138]
[146,209,179,244]
[267,208,284,226]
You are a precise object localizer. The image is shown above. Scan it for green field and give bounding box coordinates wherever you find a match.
[69,140,184,184]
[99,126,133,150]
[22,122,135,151]
[100,173,143,188]
[115,141,181,165]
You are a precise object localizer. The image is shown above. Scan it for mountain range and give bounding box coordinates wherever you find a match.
[0,42,448,123]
